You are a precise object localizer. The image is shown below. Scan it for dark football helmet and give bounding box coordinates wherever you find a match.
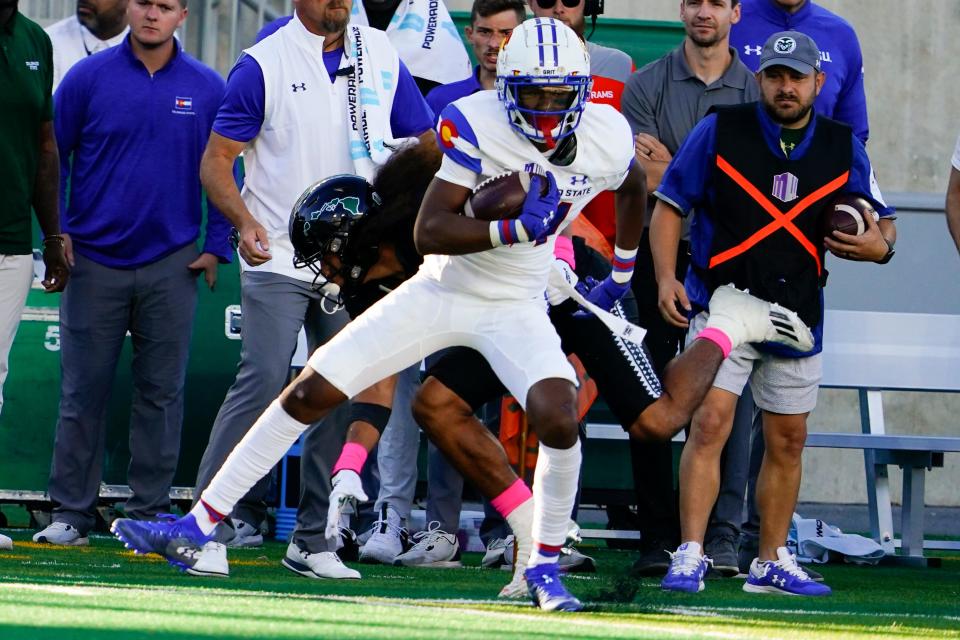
[289,174,382,302]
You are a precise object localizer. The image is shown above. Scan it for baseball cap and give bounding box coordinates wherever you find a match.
[757,31,822,75]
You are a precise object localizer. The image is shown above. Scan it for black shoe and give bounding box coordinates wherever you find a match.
[738,536,758,575]
[335,526,360,562]
[630,542,673,577]
[704,533,740,578]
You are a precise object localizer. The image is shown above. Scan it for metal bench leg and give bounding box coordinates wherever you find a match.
[860,390,895,554]
[900,466,926,558]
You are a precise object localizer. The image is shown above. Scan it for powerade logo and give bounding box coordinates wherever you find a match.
[422,0,438,49]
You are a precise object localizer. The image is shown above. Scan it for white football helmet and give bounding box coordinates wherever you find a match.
[495,18,592,146]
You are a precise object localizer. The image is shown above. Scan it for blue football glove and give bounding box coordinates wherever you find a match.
[581,274,631,313]
[517,172,563,245]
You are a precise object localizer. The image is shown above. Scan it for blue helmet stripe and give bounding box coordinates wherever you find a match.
[550,22,558,66]
[536,21,545,67]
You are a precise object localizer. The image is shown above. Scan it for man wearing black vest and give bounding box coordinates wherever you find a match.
[650,31,896,597]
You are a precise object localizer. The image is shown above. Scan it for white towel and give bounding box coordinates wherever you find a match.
[788,513,885,566]
[351,0,471,85]
[343,25,417,180]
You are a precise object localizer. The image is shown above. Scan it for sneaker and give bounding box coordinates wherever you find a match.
[557,546,596,573]
[0,534,11,550]
[394,522,461,568]
[525,563,583,612]
[706,284,814,352]
[661,542,712,593]
[111,514,212,571]
[359,504,407,565]
[743,547,831,596]
[281,542,360,580]
[33,522,89,547]
[225,518,263,548]
[630,540,675,577]
[704,533,739,578]
[740,535,823,582]
[498,572,527,599]
[482,536,515,570]
[186,541,229,578]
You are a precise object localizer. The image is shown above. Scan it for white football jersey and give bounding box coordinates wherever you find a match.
[422,90,634,300]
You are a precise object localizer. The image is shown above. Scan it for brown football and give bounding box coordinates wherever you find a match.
[464,171,540,221]
[820,193,879,238]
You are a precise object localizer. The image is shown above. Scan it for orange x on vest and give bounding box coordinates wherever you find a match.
[709,155,850,275]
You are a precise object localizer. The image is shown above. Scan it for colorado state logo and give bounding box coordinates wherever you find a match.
[438,119,459,149]
[774,37,797,54]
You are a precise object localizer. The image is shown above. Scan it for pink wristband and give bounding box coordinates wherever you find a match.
[331,442,368,475]
[554,234,575,268]
[697,328,733,358]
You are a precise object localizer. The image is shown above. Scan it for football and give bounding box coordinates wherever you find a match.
[820,193,879,238]
[464,171,541,221]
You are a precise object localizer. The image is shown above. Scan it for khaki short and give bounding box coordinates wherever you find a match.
[687,311,822,414]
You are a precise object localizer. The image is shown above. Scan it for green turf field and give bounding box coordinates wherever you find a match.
[0,532,957,639]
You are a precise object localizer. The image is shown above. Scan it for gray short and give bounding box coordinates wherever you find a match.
[687,311,822,414]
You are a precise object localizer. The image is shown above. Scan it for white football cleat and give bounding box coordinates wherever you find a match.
[224,518,263,548]
[705,284,814,352]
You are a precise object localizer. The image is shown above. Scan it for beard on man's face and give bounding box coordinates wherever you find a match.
[763,93,814,125]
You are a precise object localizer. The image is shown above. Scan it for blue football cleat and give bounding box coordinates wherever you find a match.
[524,563,583,611]
[111,514,213,572]
[743,547,831,596]
[661,543,712,593]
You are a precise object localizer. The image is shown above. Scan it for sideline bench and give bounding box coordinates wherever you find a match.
[809,310,960,565]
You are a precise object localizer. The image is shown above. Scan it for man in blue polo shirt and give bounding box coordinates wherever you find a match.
[33,0,232,547]
[651,31,895,597]
[731,0,868,142]
[191,0,434,580]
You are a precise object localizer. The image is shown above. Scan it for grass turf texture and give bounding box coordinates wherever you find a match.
[0,533,957,639]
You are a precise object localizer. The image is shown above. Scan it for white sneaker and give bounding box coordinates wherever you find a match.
[394,522,461,568]
[359,504,407,565]
[225,518,263,548]
[186,541,229,577]
[481,535,515,570]
[705,284,814,352]
[282,543,360,579]
[33,522,89,546]
[0,533,12,550]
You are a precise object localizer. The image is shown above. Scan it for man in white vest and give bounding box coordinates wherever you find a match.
[45,0,129,92]
[257,0,471,96]
[188,0,435,580]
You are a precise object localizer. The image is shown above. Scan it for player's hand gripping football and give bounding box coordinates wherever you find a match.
[517,171,564,245]
[823,204,889,261]
[324,469,368,544]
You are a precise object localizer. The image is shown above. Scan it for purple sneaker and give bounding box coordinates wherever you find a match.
[661,543,712,593]
[743,547,832,596]
[111,514,213,572]
[524,563,583,611]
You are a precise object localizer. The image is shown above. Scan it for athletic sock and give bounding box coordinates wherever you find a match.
[189,500,226,537]
[198,400,311,520]
[527,440,582,568]
[492,479,534,567]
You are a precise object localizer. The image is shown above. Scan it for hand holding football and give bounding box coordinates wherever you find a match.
[464,171,545,221]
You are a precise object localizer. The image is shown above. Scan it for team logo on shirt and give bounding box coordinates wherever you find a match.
[772,172,799,203]
[438,119,459,149]
[25,61,40,71]
[173,96,195,115]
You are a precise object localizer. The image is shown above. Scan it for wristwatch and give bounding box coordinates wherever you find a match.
[876,238,895,264]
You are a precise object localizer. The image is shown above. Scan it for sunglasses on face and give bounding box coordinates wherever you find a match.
[534,0,582,8]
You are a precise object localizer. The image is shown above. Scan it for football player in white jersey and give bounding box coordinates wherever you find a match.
[111,18,813,612]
